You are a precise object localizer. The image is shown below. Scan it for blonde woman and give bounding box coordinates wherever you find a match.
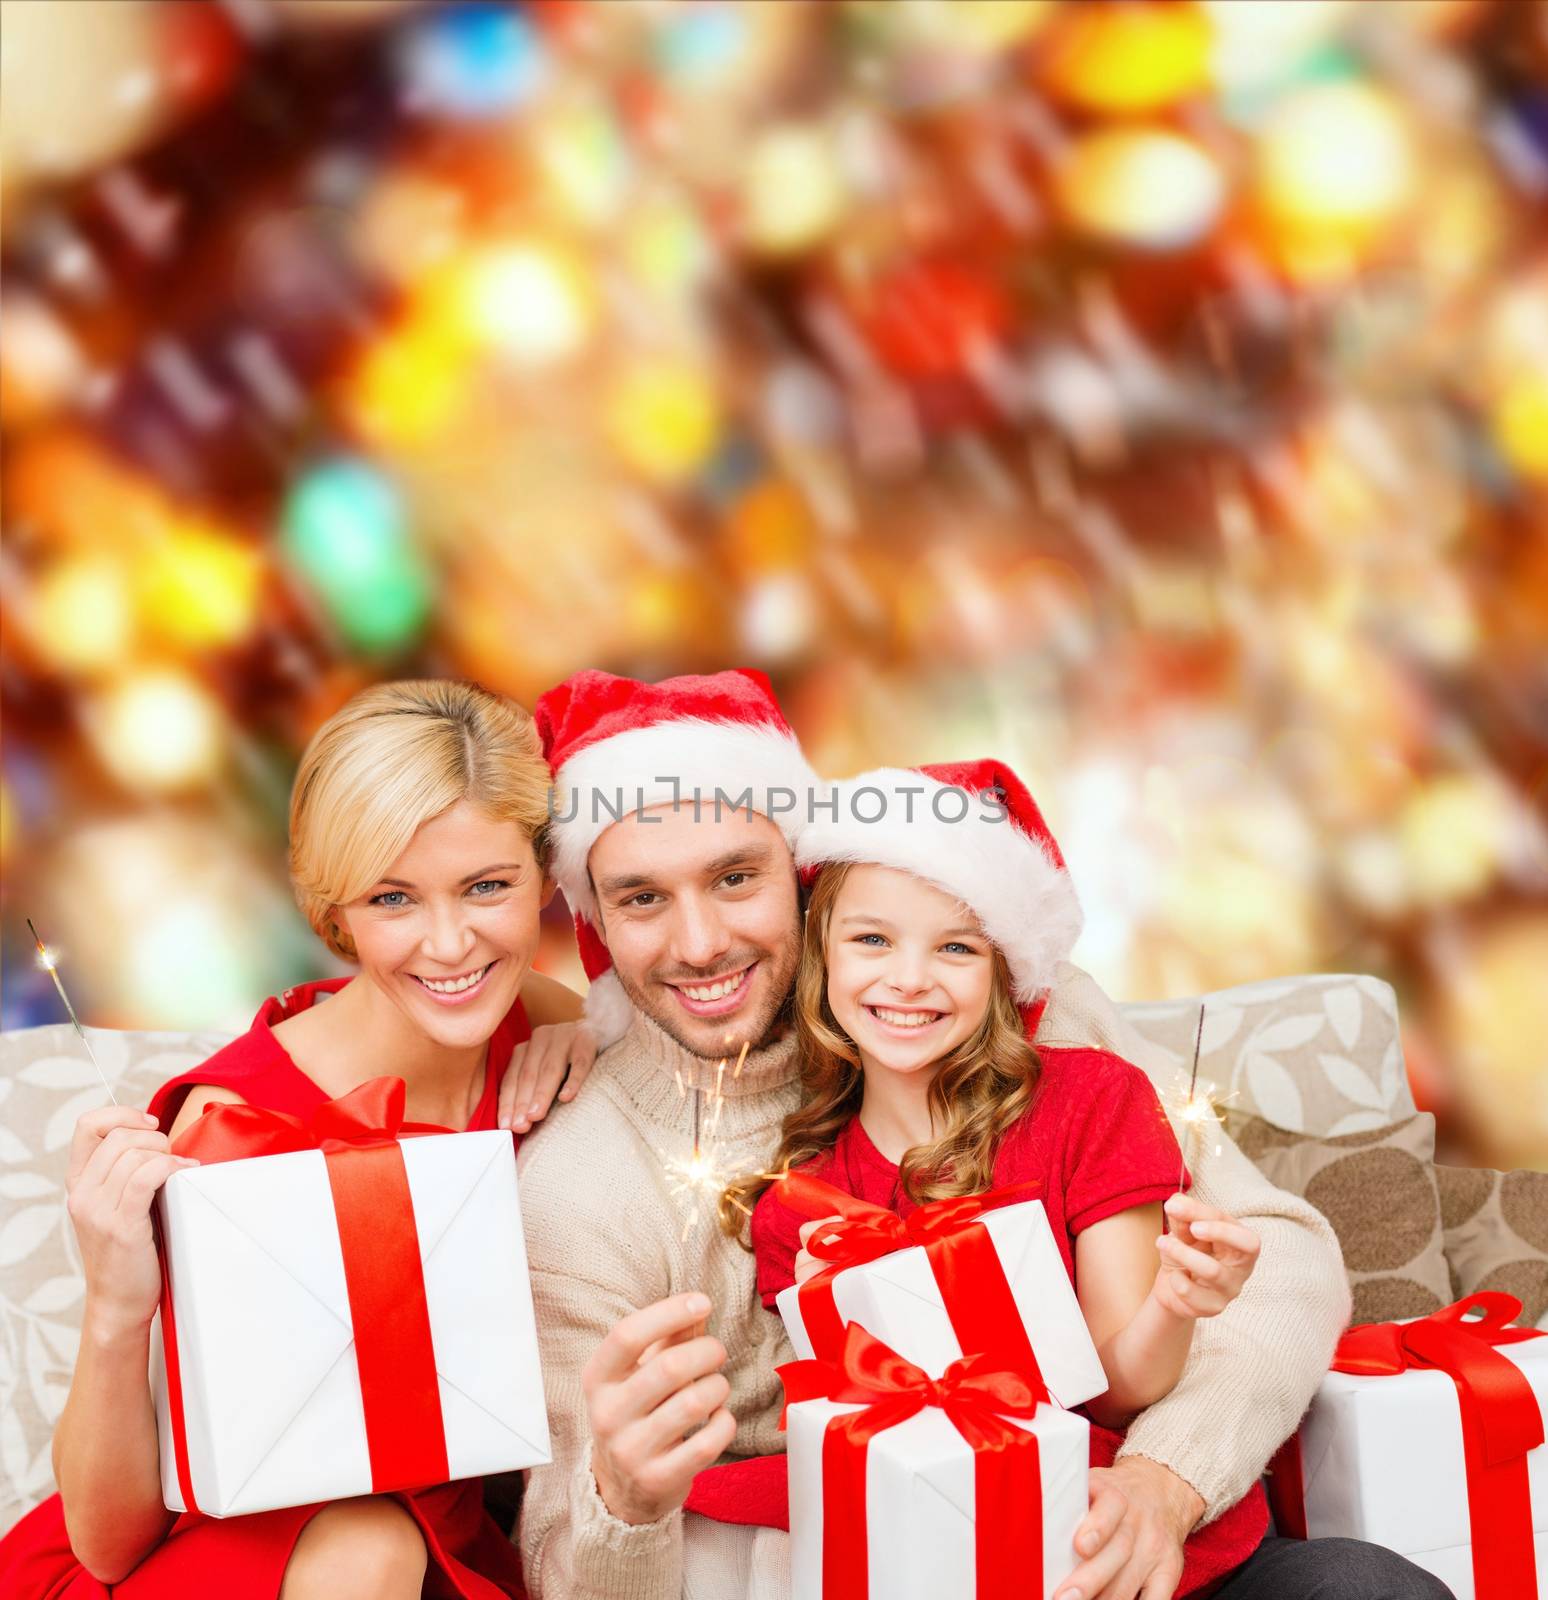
[2,680,594,1600]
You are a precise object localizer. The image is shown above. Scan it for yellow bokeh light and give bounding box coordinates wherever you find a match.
[31,554,134,674]
[1041,1,1213,115]
[1056,127,1224,249]
[604,356,721,485]
[434,242,597,368]
[138,523,263,650]
[741,123,846,256]
[1492,369,1548,480]
[347,319,468,448]
[88,669,226,794]
[1255,82,1417,281]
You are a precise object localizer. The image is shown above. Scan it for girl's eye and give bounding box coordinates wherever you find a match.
[370,890,410,908]
[469,879,511,896]
[943,942,977,956]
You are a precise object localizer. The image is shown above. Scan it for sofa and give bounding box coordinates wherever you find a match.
[5,965,1546,1536]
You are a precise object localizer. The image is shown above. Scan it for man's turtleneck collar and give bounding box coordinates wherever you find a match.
[598,1002,801,1136]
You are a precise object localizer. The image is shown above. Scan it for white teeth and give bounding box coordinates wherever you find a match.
[872,1007,942,1029]
[417,964,490,995]
[682,973,745,1002]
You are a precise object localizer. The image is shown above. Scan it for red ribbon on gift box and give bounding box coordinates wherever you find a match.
[1266,1292,1545,1600]
[777,1171,1045,1374]
[779,1323,1051,1600]
[158,1078,457,1513]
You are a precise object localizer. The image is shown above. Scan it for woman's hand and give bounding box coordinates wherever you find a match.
[793,1216,845,1285]
[1152,1192,1260,1320]
[67,1106,199,1337]
[497,1020,597,1132]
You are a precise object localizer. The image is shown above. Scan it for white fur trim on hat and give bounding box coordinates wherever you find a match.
[581,969,637,1052]
[795,768,1083,1007]
[548,717,819,921]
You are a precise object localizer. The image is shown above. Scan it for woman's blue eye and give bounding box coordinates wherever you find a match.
[371,890,409,908]
[470,879,511,895]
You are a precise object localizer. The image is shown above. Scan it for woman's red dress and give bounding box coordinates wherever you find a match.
[0,977,533,1600]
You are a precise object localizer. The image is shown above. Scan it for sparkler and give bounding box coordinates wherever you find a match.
[660,1035,749,1238]
[27,918,117,1105]
[1169,1003,1232,1203]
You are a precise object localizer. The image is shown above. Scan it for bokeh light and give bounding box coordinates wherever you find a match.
[1,0,1545,1174]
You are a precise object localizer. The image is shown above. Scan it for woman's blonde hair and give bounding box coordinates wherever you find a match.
[289,679,552,962]
[721,860,1041,1239]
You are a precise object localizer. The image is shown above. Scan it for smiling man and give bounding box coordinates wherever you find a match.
[515,669,816,1600]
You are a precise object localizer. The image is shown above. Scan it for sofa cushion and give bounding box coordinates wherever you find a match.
[1223,1109,1452,1325]
[1119,973,1413,1136]
[1435,1163,1548,1325]
[0,1022,235,1532]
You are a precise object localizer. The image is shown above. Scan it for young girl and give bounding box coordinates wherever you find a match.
[0,679,595,1600]
[729,759,1270,1596]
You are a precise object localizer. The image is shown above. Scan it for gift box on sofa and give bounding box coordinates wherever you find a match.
[1267,1293,1548,1599]
[783,1323,1088,1600]
[773,1173,1107,1406]
[148,1079,552,1517]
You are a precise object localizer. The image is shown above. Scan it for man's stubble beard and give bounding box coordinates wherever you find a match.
[609,925,802,1062]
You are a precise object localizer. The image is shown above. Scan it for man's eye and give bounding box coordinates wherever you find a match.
[721,872,751,887]
[627,892,661,908]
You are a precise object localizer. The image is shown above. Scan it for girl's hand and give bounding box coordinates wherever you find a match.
[1152,1193,1260,1320]
[793,1216,845,1286]
[498,1020,598,1132]
[66,1106,199,1337]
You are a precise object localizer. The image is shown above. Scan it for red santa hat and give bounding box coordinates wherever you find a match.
[794,758,1082,1037]
[534,667,819,1047]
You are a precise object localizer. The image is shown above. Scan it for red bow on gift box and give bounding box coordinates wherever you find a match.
[779,1322,1051,1600]
[777,1171,1044,1373]
[1268,1292,1545,1600]
[160,1078,463,1513]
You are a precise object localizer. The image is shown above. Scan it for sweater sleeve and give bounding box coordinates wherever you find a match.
[1115,1126,1351,1523]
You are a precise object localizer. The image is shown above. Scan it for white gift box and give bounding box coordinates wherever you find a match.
[776,1199,1108,1407]
[788,1394,1088,1600]
[1293,1338,1548,1596]
[150,1129,551,1517]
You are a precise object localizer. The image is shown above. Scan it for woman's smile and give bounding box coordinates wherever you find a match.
[408,958,501,1005]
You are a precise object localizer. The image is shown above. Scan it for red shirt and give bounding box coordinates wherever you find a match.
[752,1044,1187,1307]
[744,1044,1269,1599]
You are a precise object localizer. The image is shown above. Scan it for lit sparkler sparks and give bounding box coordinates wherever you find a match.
[660,1035,751,1237]
[27,918,117,1105]
[1168,1003,1232,1198]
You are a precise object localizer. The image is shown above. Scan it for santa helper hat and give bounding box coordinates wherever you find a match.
[794,759,1083,1036]
[533,668,820,1048]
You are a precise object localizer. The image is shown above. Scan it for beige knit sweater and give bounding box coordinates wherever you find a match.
[516,967,1352,1600]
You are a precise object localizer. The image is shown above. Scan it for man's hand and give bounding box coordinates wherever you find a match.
[1056,1455,1205,1600]
[582,1293,737,1527]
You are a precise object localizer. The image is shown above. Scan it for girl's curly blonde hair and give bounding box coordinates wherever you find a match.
[721,860,1041,1240]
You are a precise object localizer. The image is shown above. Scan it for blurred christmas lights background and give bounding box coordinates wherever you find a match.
[1,0,1546,1169]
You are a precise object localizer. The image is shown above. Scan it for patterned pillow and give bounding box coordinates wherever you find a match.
[0,1022,235,1533]
[1223,1109,1452,1325]
[1435,1164,1548,1327]
[1120,973,1413,1137]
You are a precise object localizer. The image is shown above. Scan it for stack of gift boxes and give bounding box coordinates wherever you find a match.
[145,1081,1548,1597]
